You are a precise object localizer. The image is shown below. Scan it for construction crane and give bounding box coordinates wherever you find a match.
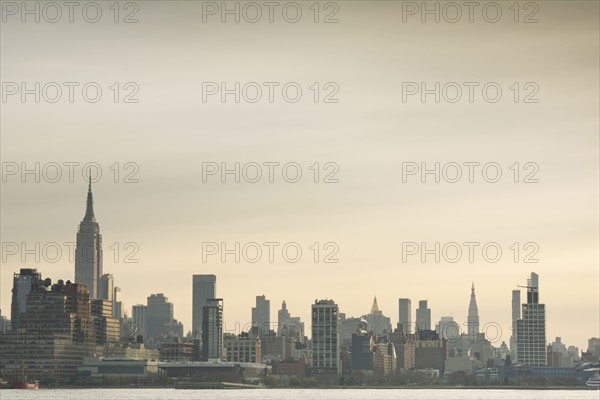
[516,284,535,289]
[516,284,539,304]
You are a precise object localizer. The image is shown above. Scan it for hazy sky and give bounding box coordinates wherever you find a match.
[1,1,598,351]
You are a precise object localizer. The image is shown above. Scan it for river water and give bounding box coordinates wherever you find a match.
[1,388,598,400]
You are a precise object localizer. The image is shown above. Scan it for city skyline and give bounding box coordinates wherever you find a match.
[1,0,598,356]
[1,0,598,391]
[3,263,559,342]
[0,180,597,387]
[0,179,596,351]
[0,180,589,355]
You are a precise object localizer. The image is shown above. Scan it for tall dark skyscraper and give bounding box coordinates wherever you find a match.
[146,293,174,343]
[202,298,223,361]
[398,298,412,333]
[252,295,270,337]
[311,299,340,375]
[20,280,95,344]
[10,268,43,330]
[132,304,148,338]
[516,272,547,366]
[278,301,290,336]
[74,178,103,299]
[416,300,431,331]
[192,274,216,337]
[510,289,521,355]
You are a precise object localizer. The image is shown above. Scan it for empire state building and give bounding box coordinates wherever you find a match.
[74,178,103,298]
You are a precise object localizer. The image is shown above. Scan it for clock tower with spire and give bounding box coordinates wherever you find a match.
[467,282,480,338]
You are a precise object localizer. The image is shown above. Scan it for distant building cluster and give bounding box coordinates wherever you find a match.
[1,182,598,387]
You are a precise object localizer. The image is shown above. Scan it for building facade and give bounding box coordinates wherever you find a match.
[278,300,304,340]
[99,274,114,302]
[77,357,159,380]
[272,358,306,377]
[510,289,521,356]
[132,304,148,338]
[19,280,95,345]
[159,339,195,362]
[363,297,392,335]
[398,298,412,334]
[515,272,547,366]
[389,330,416,370]
[252,295,270,338]
[416,300,431,331]
[74,179,103,299]
[10,268,43,330]
[351,331,373,371]
[415,335,446,372]
[224,332,261,363]
[436,316,460,341]
[192,274,216,338]
[202,298,223,361]
[113,287,123,319]
[0,333,91,382]
[340,314,367,348]
[146,293,174,344]
[91,299,120,345]
[310,299,340,375]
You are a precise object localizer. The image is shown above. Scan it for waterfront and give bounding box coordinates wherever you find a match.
[1,389,598,400]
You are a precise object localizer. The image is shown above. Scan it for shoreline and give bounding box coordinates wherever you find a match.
[13,385,597,391]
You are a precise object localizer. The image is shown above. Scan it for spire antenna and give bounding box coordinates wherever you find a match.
[83,175,96,222]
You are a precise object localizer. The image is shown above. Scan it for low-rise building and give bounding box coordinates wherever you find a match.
[158,361,269,382]
[415,332,446,373]
[159,339,195,362]
[225,332,261,363]
[91,299,120,345]
[445,356,475,375]
[272,358,306,377]
[77,357,159,379]
[0,332,91,382]
[102,341,160,360]
[389,330,416,370]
